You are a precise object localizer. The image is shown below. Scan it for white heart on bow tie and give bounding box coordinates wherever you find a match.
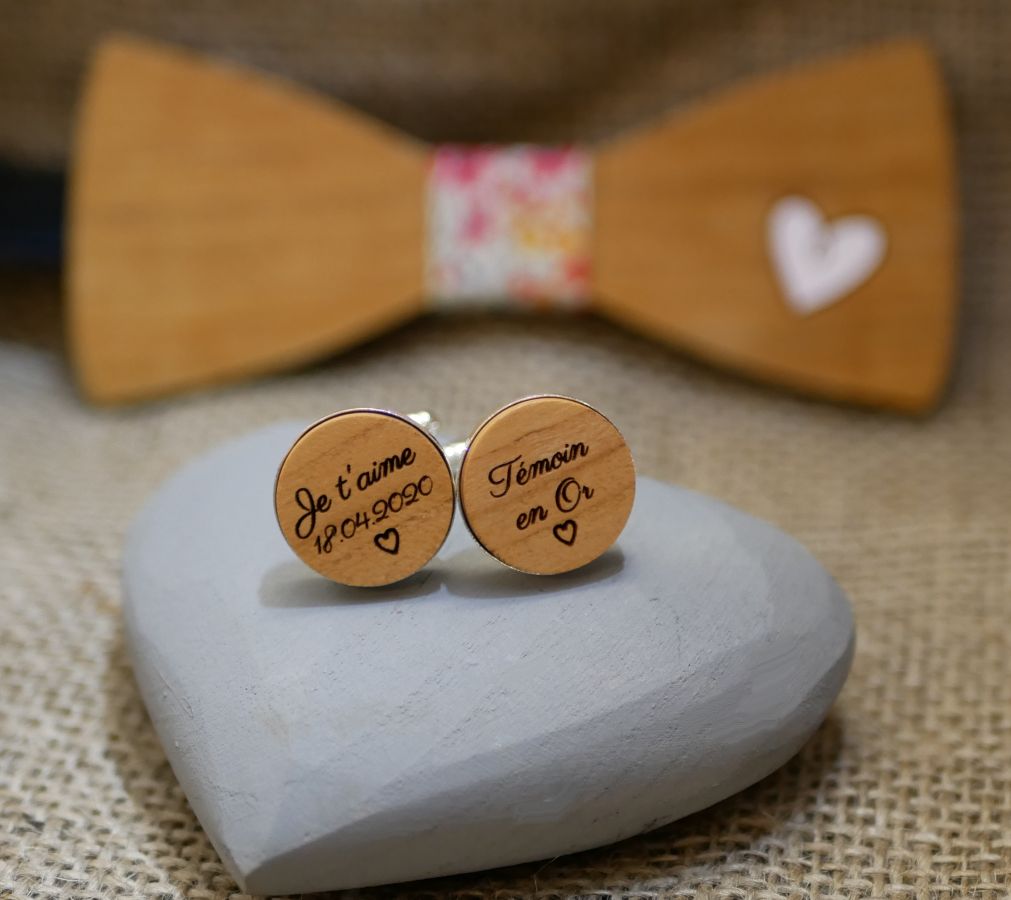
[768,195,887,316]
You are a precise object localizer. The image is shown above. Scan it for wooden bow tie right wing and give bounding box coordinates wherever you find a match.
[594,40,957,413]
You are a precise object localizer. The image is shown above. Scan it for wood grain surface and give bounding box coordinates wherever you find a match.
[594,39,956,412]
[68,36,428,403]
[275,410,454,587]
[458,396,635,575]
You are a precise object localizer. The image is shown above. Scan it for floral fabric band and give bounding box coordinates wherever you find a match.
[426,146,592,308]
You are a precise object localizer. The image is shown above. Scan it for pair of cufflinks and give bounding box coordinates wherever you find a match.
[274,396,636,586]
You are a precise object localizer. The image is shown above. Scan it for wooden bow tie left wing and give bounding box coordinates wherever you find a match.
[69,36,429,403]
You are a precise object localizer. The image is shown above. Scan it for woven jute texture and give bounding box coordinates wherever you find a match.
[2,1,1011,898]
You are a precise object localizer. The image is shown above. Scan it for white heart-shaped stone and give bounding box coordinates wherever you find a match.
[768,195,887,315]
[123,422,854,894]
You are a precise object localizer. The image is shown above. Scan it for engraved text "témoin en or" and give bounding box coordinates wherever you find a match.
[487,442,589,498]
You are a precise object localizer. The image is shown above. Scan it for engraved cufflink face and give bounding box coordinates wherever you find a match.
[457,396,636,575]
[274,410,455,587]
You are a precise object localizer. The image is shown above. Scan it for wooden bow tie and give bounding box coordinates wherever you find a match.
[69,37,956,411]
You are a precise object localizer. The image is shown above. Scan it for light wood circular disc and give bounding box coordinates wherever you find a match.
[458,396,636,575]
[275,410,454,587]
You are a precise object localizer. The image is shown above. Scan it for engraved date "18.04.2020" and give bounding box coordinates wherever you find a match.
[292,475,434,555]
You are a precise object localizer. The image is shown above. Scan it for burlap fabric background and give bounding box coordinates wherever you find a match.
[2,1,1010,898]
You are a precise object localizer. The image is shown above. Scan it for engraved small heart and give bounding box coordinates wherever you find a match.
[768,195,887,316]
[552,519,578,546]
[374,528,400,555]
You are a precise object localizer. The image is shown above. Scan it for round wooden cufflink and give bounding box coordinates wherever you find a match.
[274,410,455,587]
[457,395,635,575]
